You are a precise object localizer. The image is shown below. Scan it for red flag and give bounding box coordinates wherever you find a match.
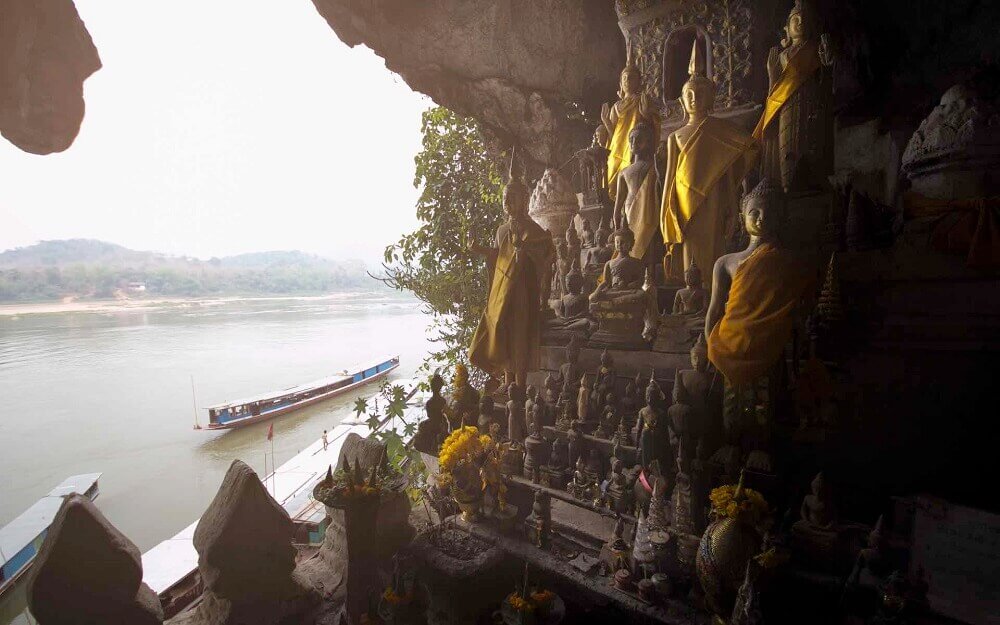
[266,423,274,441]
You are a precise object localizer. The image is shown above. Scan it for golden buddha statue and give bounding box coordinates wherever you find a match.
[754,0,833,192]
[601,51,660,201]
[612,121,664,281]
[662,40,758,285]
[468,154,556,389]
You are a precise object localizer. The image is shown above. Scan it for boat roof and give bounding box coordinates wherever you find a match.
[204,354,399,410]
[1,473,101,565]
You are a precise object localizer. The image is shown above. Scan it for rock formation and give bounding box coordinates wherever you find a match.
[28,494,163,625]
[308,0,623,169]
[0,0,101,154]
[181,460,317,625]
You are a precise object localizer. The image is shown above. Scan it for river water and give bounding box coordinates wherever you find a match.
[0,291,433,622]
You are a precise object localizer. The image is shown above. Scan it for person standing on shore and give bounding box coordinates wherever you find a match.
[322,429,328,451]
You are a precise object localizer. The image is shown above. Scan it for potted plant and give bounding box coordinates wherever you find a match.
[437,426,496,521]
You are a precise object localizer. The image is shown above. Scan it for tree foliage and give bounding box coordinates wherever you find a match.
[380,107,504,378]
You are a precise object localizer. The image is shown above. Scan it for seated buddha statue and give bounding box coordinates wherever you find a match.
[654,261,708,352]
[541,437,570,489]
[413,372,449,455]
[673,262,708,315]
[569,456,595,500]
[580,218,597,248]
[547,262,593,339]
[792,472,849,567]
[612,415,632,447]
[589,221,658,347]
[585,218,614,271]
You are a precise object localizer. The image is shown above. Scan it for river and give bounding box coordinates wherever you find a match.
[0,291,433,623]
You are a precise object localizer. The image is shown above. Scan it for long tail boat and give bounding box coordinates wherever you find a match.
[203,355,400,430]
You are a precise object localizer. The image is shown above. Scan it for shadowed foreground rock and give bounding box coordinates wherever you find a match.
[0,0,101,154]
[27,494,163,625]
[176,459,318,625]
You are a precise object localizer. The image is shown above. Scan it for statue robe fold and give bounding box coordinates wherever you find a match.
[469,220,554,376]
[752,41,821,140]
[606,97,659,200]
[707,243,815,386]
[625,163,661,263]
[662,116,758,278]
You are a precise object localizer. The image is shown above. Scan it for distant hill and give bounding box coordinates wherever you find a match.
[0,239,375,302]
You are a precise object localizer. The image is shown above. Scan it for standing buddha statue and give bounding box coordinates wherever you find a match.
[506,382,527,443]
[754,0,834,192]
[601,51,660,201]
[476,394,496,434]
[662,40,758,285]
[612,121,666,282]
[468,154,556,390]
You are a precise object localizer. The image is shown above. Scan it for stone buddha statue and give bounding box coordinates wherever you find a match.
[523,413,550,484]
[792,472,848,566]
[556,400,574,431]
[586,218,614,271]
[705,179,815,471]
[543,371,560,406]
[662,40,758,284]
[449,363,480,430]
[575,125,612,207]
[557,335,584,405]
[468,156,555,390]
[543,437,570,490]
[576,374,590,424]
[594,404,613,439]
[612,415,632,447]
[567,419,584,469]
[597,349,617,392]
[589,221,658,347]
[635,373,664,469]
[606,457,631,514]
[602,54,659,201]
[476,394,496,434]
[569,455,595,501]
[620,376,638,419]
[566,222,582,267]
[668,335,713,452]
[755,0,833,192]
[800,472,837,529]
[673,262,708,315]
[414,372,449,454]
[552,238,570,299]
[580,218,596,248]
[506,382,527,443]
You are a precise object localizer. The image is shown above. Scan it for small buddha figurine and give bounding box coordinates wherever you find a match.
[606,457,630,513]
[543,437,570,490]
[449,364,480,431]
[523,413,550,484]
[555,401,574,431]
[476,394,496,434]
[524,384,539,422]
[576,374,590,423]
[543,371,560,406]
[526,490,552,548]
[586,218,614,270]
[552,238,570,299]
[558,335,584,405]
[593,405,611,439]
[414,372,449,454]
[569,455,592,500]
[566,222,582,268]
[800,472,838,529]
[580,218,596,248]
[620,377,638,421]
[596,349,617,391]
[672,262,708,315]
[567,419,584,469]
[612,415,632,447]
[506,382,527,443]
[635,373,666,470]
[550,262,591,330]
[589,376,604,418]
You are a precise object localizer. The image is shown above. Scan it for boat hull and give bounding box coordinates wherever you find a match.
[205,362,399,430]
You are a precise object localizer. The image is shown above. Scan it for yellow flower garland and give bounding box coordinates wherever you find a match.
[709,483,768,523]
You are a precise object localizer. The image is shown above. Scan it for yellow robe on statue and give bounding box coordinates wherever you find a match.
[708,243,815,386]
[625,163,661,262]
[752,40,821,140]
[606,97,659,200]
[662,116,758,277]
[469,220,553,376]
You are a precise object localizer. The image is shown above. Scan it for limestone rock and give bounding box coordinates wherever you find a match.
[0,0,101,154]
[28,494,163,625]
[309,0,623,169]
[337,432,386,473]
[193,460,298,598]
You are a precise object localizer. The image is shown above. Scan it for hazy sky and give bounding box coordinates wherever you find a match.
[0,0,430,263]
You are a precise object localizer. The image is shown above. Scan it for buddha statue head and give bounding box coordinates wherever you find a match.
[684,261,703,288]
[508,381,523,403]
[612,220,636,257]
[566,222,580,247]
[565,262,584,295]
[645,371,663,406]
[503,150,530,220]
[691,333,709,372]
[628,121,655,161]
[680,39,715,118]
[740,178,785,241]
[619,62,643,99]
[596,217,611,247]
[594,124,610,147]
[430,371,444,395]
[783,0,817,46]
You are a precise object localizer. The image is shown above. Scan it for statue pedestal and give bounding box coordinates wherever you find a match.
[588,296,649,350]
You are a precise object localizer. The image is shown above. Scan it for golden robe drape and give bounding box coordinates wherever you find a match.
[661,116,758,278]
[469,220,553,376]
[904,192,1000,267]
[752,41,821,140]
[606,98,659,199]
[708,243,815,386]
[625,163,661,262]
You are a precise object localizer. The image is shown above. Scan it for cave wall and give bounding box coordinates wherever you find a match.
[309,0,625,171]
[0,0,101,155]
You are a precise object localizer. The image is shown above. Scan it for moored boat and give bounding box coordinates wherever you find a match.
[0,473,102,599]
[204,355,400,430]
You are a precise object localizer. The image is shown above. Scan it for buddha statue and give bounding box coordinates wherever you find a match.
[593,405,612,439]
[580,218,596,249]
[612,120,665,284]
[792,472,849,566]
[549,261,592,336]
[552,238,570,299]
[557,335,584,406]
[524,384,538,421]
[635,373,666,471]
[555,400,574,431]
[596,349,617,391]
[800,472,838,529]
[589,376,604,420]
[506,382,527,443]
[469,154,556,390]
[586,218,614,271]
[567,419,584,469]
[606,457,631,514]
[449,363,480,431]
[589,221,658,347]
[523,413,550,484]
[612,415,632,447]
[668,335,712,452]
[525,490,552,548]
[673,262,708,315]
[755,0,833,192]
[569,456,595,501]
[662,40,758,283]
[541,437,570,489]
[574,125,611,207]
[655,261,708,352]
[476,394,496,434]
[566,222,582,270]
[601,52,659,201]
[414,372,449,454]
[543,371,560,407]
[706,179,815,469]
[576,374,590,424]
[620,376,638,421]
